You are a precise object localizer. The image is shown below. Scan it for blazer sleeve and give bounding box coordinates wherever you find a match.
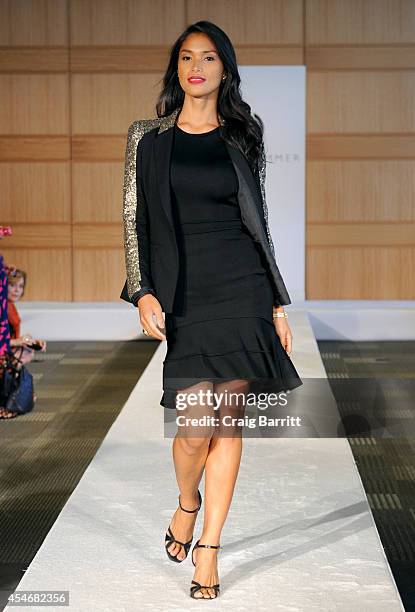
[253,141,290,308]
[253,141,276,260]
[120,121,156,307]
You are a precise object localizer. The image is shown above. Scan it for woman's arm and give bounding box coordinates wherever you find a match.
[254,143,295,350]
[122,121,156,306]
[121,121,165,341]
[253,141,287,311]
[254,141,276,260]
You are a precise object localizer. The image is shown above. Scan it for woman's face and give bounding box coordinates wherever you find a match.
[8,278,24,302]
[177,33,225,99]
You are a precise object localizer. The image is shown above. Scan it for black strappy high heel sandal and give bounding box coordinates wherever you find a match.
[190,539,221,599]
[164,489,202,563]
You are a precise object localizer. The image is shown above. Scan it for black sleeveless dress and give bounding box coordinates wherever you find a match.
[160,123,302,410]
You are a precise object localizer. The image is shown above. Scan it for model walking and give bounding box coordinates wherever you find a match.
[121,21,302,600]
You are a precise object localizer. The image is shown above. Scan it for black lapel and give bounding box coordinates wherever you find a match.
[154,126,176,228]
[224,142,263,219]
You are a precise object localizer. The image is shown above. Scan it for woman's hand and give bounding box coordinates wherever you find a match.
[29,339,47,351]
[11,336,30,347]
[38,339,47,352]
[273,317,293,356]
[138,294,166,341]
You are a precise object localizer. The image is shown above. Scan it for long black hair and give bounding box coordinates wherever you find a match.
[155,20,264,172]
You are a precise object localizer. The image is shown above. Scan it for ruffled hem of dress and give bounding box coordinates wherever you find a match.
[161,347,303,410]
[161,315,302,410]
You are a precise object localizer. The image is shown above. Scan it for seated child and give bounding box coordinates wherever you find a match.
[8,268,47,364]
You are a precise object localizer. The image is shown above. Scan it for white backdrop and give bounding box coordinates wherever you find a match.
[239,66,306,303]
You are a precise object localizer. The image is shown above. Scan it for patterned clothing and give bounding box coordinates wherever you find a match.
[0,254,11,356]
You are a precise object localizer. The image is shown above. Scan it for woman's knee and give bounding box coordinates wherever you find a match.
[177,434,212,455]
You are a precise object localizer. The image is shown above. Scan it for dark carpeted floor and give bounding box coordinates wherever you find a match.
[318,340,415,612]
[0,339,159,610]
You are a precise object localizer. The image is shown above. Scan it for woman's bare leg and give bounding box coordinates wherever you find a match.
[192,379,248,598]
[166,380,215,561]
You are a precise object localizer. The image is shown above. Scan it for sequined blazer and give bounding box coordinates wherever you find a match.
[120,107,291,313]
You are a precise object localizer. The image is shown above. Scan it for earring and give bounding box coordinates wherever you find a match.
[222,74,226,81]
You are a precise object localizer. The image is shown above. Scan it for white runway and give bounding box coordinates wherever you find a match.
[4,311,404,611]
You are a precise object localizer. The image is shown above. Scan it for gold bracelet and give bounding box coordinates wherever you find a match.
[273,311,287,319]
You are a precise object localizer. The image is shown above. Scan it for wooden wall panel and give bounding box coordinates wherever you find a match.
[306,0,415,44]
[307,224,415,247]
[307,247,415,299]
[73,249,125,301]
[0,0,71,305]
[71,74,163,133]
[308,73,415,133]
[187,0,303,44]
[3,224,71,248]
[307,161,415,221]
[72,224,122,248]
[307,134,415,160]
[72,163,123,223]
[305,46,415,71]
[70,0,186,45]
[0,163,71,222]
[0,248,72,300]
[0,75,69,133]
[0,48,69,73]
[306,0,415,299]
[0,0,68,46]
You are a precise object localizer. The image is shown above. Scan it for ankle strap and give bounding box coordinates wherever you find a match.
[195,542,221,550]
[178,489,202,513]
